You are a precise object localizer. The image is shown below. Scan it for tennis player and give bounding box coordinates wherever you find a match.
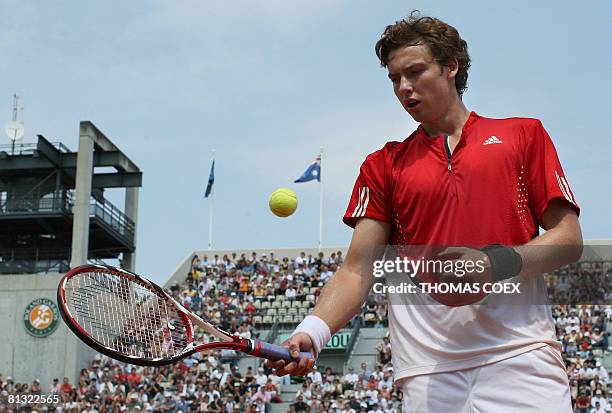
[268,11,582,412]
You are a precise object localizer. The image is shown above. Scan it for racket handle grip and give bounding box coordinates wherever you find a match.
[252,340,315,363]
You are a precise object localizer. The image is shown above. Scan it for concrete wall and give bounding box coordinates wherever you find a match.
[0,273,95,389]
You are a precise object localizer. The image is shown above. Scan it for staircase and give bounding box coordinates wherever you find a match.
[271,383,301,413]
[347,327,388,371]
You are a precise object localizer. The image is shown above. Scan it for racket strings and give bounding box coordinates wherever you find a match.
[66,270,191,360]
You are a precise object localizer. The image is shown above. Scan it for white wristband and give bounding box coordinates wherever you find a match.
[291,315,331,356]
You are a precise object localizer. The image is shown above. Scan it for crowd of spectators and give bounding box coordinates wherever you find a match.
[553,304,612,412]
[1,252,610,412]
[1,352,288,412]
[545,262,612,412]
[287,356,401,413]
[547,261,612,305]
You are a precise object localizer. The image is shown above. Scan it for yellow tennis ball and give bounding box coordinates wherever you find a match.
[269,188,298,217]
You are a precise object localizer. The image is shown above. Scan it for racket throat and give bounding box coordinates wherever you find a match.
[245,339,261,356]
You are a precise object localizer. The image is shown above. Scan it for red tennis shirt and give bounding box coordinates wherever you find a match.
[344,111,579,245]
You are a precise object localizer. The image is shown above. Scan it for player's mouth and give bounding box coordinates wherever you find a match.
[404,99,420,109]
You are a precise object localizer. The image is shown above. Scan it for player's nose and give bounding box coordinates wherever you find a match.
[398,77,413,95]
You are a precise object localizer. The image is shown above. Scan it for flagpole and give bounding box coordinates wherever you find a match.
[318,147,323,252]
[208,150,215,250]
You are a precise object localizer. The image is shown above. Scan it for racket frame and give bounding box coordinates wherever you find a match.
[58,264,253,366]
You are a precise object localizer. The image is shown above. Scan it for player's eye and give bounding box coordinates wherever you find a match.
[409,68,423,76]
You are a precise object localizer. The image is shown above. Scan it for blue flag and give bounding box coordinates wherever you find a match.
[294,155,321,183]
[204,160,215,198]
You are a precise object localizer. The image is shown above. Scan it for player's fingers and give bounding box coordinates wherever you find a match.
[297,354,312,375]
[303,358,316,375]
[266,359,286,370]
[436,250,463,261]
[291,355,312,376]
[308,357,316,372]
[275,361,297,376]
[287,339,302,359]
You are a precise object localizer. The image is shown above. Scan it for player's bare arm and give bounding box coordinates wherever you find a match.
[515,198,583,278]
[312,218,390,332]
[268,218,390,376]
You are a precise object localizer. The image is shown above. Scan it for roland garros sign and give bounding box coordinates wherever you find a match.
[23,298,60,337]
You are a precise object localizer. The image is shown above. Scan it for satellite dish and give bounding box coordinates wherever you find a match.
[5,120,24,141]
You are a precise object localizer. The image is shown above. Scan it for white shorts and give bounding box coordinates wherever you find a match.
[400,345,571,413]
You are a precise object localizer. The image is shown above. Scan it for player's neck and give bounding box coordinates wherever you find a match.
[421,101,471,138]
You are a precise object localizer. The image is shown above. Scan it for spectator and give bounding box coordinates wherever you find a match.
[591,401,605,413]
[591,390,608,410]
[49,377,60,394]
[59,377,73,394]
[255,367,267,387]
[160,392,176,412]
[292,394,309,412]
[343,366,359,391]
[575,391,591,413]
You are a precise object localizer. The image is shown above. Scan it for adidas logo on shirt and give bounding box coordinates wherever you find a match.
[483,135,503,145]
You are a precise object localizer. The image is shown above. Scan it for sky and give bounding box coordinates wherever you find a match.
[0,1,610,283]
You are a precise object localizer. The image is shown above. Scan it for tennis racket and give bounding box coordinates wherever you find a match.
[57,264,314,366]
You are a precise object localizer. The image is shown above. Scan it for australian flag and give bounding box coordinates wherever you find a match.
[294,155,321,183]
[204,160,215,198]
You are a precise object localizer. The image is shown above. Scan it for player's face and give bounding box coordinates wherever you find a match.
[387,44,458,125]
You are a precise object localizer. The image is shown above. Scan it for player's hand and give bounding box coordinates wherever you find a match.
[265,332,316,377]
[434,246,492,284]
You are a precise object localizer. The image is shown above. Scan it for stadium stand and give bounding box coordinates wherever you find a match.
[1,251,611,412]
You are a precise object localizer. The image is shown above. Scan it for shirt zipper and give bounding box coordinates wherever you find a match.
[444,135,458,197]
[444,135,452,171]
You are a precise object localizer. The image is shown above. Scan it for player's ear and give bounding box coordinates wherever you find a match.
[446,57,459,79]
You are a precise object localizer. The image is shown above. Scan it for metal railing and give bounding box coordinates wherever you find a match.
[0,141,70,155]
[345,318,362,355]
[0,190,72,214]
[0,190,135,244]
[89,196,135,243]
[0,247,71,274]
[0,247,117,275]
[266,320,280,344]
